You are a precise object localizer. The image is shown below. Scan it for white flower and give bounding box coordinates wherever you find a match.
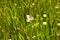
[32,36,36,38]
[14,3,17,6]
[55,6,59,8]
[57,23,60,26]
[32,3,35,5]
[26,15,34,22]
[43,22,47,25]
[9,39,12,40]
[43,14,46,17]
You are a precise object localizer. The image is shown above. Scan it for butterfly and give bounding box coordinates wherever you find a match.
[26,15,34,22]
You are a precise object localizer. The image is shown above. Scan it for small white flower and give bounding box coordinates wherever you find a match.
[57,23,60,26]
[26,15,34,22]
[55,6,59,8]
[43,14,46,17]
[14,3,17,6]
[9,39,12,40]
[32,36,36,38]
[43,22,47,25]
[32,3,35,5]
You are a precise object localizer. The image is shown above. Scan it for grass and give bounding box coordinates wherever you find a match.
[0,0,60,40]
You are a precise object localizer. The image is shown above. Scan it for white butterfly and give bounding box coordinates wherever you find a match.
[26,15,34,22]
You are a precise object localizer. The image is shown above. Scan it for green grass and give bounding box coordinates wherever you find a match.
[0,0,60,40]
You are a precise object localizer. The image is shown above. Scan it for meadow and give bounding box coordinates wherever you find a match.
[0,0,60,40]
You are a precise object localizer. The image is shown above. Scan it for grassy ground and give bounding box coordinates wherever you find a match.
[0,0,60,40]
